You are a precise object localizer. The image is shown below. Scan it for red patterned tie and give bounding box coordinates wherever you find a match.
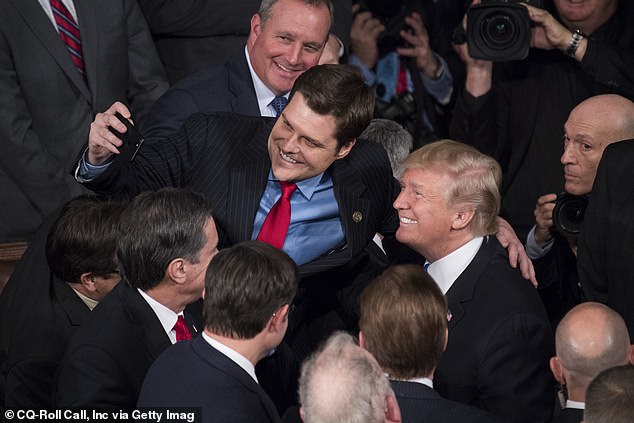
[173,315,192,342]
[257,182,297,249]
[49,0,87,83]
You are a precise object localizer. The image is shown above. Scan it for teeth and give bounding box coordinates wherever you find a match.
[400,217,417,224]
[280,151,297,163]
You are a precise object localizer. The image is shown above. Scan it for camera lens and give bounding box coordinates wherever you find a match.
[481,13,518,49]
[553,193,588,236]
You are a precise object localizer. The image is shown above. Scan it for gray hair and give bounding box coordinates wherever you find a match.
[361,119,413,177]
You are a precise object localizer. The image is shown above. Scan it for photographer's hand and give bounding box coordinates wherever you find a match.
[88,102,132,165]
[523,3,588,60]
[534,193,557,247]
[397,12,439,79]
[350,4,385,70]
[453,2,492,97]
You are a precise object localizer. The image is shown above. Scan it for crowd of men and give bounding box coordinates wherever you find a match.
[1,0,634,422]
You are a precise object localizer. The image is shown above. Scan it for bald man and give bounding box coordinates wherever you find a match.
[550,302,634,423]
[525,94,634,327]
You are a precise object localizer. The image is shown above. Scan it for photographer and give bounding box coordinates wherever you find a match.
[524,94,634,328]
[348,0,454,147]
[451,0,634,241]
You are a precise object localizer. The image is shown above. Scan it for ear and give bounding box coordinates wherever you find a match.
[451,208,475,231]
[166,258,187,285]
[79,272,97,293]
[442,328,448,352]
[299,406,305,422]
[251,14,262,37]
[358,331,366,349]
[550,356,566,385]
[384,394,402,423]
[335,139,356,160]
[268,304,290,333]
[628,344,634,365]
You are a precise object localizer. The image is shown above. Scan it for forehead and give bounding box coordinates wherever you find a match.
[264,0,330,35]
[281,93,338,146]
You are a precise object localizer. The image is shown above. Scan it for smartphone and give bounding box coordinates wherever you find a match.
[107,112,144,162]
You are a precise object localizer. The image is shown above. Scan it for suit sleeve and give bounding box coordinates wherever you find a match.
[477,313,554,423]
[54,344,133,409]
[123,0,169,125]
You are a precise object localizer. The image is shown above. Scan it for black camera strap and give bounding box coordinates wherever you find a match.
[405,58,438,148]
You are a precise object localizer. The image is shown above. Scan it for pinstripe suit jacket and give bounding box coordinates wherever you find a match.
[80,112,400,277]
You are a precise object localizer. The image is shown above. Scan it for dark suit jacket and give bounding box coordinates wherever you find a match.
[550,407,583,423]
[391,381,502,423]
[0,208,88,410]
[53,282,200,409]
[0,276,89,410]
[0,0,167,243]
[434,237,555,423]
[141,51,260,139]
[578,139,634,341]
[138,336,280,423]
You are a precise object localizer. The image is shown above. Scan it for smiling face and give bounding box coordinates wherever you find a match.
[247,0,331,95]
[268,92,354,182]
[393,168,460,261]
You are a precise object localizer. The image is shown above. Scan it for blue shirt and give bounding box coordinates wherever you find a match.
[252,170,344,266]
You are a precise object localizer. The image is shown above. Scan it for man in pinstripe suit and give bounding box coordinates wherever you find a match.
[75,64,397,409]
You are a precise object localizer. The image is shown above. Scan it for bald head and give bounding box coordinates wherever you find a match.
[556,302,631,383]
[562,95,634,195]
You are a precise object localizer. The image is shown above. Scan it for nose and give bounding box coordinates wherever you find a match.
[393,189,409,210]
[280,134,300,153]
[287,43,303,66]
[561,141,576,165]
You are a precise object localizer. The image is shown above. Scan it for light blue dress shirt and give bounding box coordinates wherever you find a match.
[252,170,344,266]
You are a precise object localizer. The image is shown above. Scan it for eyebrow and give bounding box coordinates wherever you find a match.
[281,113,327,148]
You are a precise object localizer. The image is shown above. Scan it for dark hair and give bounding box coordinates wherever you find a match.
[116,188,213,290]
[46,196,126,283]
[203,241,298,339]
[360,264,447,379]
[290,64,374,149]
[585,364,634,423]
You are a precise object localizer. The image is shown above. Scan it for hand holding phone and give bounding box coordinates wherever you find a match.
[107,112,144,162]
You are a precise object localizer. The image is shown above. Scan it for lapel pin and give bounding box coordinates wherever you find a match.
[352,211,363,223]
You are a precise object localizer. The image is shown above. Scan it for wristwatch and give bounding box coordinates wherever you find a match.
[566,29,585,57]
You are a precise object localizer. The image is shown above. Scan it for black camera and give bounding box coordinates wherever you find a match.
[467,0,542,61]
[552,193,588,237]
[355,0,415,58]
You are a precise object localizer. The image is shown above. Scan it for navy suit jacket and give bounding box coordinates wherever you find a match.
[391,381,502,423]
[141,51,260,139]
[434,237,555,423]
[53,282,200,409]
[551,407,583,423]
[138,336,280,423]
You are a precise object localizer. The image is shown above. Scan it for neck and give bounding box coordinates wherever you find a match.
[204,330,267,366]
[559,2,617,35]
[144,283,188,314]
[423,232,475,263]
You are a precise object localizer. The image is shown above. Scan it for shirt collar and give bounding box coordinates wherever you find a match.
[427,237,484,294]
[138,288,180,343]
[70,285,99,311]
[267,169,331,201]
[406,376,434,389]
[202,332,258,383]
[566,400,585,410]
[245,47,287,117]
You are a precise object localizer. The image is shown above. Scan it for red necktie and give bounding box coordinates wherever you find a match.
[173,315,192,342]
[257,182,297,249]
[49,0,87,83]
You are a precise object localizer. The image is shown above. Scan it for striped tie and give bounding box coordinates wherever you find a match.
[50,0,87,83]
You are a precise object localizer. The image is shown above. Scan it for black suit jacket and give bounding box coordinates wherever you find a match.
[141,51,260,139]
[434,237,555,423]
[53,282,200,409]
[551,407,583,423]
[138,336,280,423]
[391,381,502,423]
[578,139,634,341]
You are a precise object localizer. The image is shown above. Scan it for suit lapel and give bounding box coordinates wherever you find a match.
[13,0,91,100]
[227,53,261,116]
[225,122,273,243]
[119,283,172,360]
[74,0,96,100]
[445,237,496,330]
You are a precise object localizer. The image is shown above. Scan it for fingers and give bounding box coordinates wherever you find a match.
[87,102,131,164]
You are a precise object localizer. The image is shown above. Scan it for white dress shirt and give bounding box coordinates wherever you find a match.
[202,332,258,383]
[244,47,288,117]
[427,237,484,294]
[138,289,183,344]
